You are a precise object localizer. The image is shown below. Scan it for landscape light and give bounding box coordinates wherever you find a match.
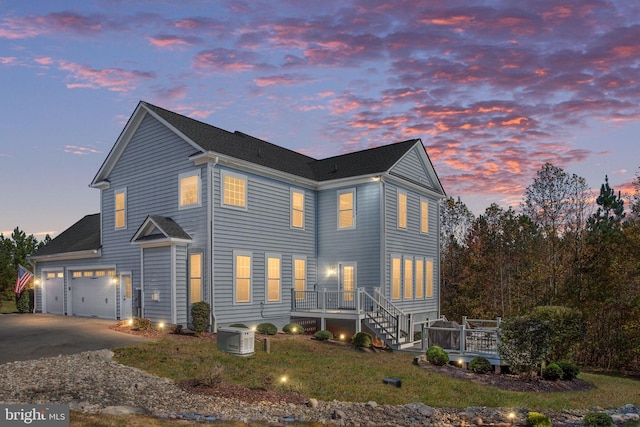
[280,375,288,384]
[158,322,165,329]
[127,318,133,326]
[339,334,345,341]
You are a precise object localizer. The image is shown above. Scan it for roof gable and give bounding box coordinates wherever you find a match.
[389,142,445,195]
[131,215,192,246]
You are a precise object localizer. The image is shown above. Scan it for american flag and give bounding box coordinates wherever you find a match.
[15,265,33,297]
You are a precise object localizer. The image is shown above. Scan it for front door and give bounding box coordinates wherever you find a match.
[120,273,133,320]
[339,263,356,307]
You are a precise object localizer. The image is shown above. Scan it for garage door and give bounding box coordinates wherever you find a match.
[44,271,64,314]
[70,270,116,319]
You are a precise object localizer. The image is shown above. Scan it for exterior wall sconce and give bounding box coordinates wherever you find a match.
[327,265,337,277]
[151,291,160,301]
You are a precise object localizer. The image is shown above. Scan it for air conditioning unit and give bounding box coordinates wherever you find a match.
[216,327,255,355]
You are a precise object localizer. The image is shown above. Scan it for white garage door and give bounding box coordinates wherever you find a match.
[70,270,116,319]
[44,271,64,314]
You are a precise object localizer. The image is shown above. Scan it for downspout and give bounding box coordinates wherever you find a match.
[379,176,386,298]
[208,157,218,331]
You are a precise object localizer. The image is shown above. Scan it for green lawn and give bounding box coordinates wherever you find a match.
[113,335,640,410]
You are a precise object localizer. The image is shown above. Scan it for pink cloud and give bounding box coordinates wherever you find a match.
[147,34,201,48]
[63,145,101,155]
[193,48,263,72]
[59,61,155,92]
[254,74,315,87]
[0,12,106,39]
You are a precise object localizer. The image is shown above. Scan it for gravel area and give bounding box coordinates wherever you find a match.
[0,350,637,426]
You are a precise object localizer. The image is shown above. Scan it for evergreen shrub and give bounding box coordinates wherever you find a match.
[583,412,614,427]
[134,318,152,331]
[16,291,30,313]
[526,412,552,427]
[191,301,211,336]
[557,361,580,380]
[542,363,563,381]
[314,330,333,341]
[283,323,304,335]
[256,322,278,335]
[426,345,449,366]
[351,332,373,348]
[468,356,492,374]
[228,323,249,328]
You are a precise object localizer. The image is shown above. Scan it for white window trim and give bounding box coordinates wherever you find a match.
[114,188,127,230]
[292,255,307,299]
[179,170,202,210]
[233,250,252,304]
[265,253,282,303]
[189,252,203,304]
[391,254,401,301]
[426,258,434,298]
[420,197,430,234]
[403,255,413,301]
[290,188,305,230]
[337,188,356,230]
[221,170,248,211]
[415,257,425,300]
[397,189,407,230]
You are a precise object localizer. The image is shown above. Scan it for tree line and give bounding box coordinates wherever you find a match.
[0,229,49,301]
[440,163,640,371]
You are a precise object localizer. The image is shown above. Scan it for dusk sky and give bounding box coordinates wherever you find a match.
[2,0,640,239]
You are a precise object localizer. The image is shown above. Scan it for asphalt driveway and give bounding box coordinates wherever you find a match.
[0,313,151,365]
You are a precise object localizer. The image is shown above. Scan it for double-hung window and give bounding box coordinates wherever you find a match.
[234,251,252,303]
[420,198,429,234]
[404,257,413,299]
[114,188,126,229]
[291,189,304,229]
[391,255,401,300]
[266,254,281,302]
[398,190,407,229]
[179,171,200,209]
[189,253,203,303]
[222,170,247,209]
[338,189,355,229]
[415,258,425,299]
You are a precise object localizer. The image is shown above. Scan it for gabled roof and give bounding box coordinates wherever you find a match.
[91,100,445,195]
[29,214,101,260]
[131,215,192,246]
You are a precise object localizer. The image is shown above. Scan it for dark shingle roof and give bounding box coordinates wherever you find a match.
[131,215,192,242]
[29,214,101,258]
[144,103,318,180]
[143,102,422,182]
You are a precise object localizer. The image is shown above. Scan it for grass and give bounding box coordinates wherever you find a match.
[0,299,17,314]
[113,336,640,410]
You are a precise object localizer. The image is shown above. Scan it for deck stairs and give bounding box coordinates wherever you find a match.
[361,289,418,350]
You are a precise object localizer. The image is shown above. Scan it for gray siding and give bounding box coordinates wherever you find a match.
[384,180,440,318]
[142,246,171,323]
[100,112,209,319]
[175,245,187,325]
[390,146,435,189]
[317,182,381,292]
[212,166,316,326]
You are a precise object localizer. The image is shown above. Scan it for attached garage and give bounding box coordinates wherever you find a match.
[70,269,117,319]
[43,270,64,314]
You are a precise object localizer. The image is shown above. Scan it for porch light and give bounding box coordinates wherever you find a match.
[327,266,337,277]
[34,278,41,286]
[111,277,118,285]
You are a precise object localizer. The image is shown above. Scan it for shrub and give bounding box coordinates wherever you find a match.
[228,323,249,329]
[426,345,449,366]
[134,318,152,331]
[195,365,224,387]
[583,412,614,427]
[352,332,373,348]
[542,363,563,381]
[170,324,183,334]
[526,412,552,427]
[256,323,278,335]
[314,330,333,341]
[16,291,30,313]
[191,301,211,336]
[498,316,551,378]
[557,361,580,380]
[468,356,492,374]
[283,323,304,335]
[531,305,585,362]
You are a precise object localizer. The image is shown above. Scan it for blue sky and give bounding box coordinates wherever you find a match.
[2,0,640,238]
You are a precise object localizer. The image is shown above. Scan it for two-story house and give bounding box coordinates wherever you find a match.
[29,101,445,348]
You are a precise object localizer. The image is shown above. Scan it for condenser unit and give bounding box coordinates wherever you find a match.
[216,327,255,355]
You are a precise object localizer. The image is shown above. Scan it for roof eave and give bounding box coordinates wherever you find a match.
[28,248,102,262]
